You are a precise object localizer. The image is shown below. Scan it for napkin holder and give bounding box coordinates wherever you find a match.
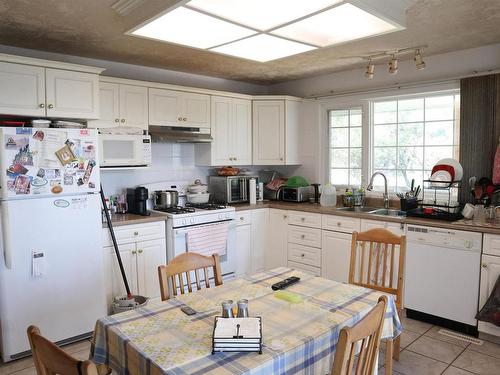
[211,316,262,354]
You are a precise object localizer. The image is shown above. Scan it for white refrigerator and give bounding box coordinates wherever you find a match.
[0,127,107,361]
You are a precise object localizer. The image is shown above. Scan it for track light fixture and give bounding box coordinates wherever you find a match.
[359,45,427,79]
[388,54,398,74]
[414,49,426,70]
[365,59,375,79]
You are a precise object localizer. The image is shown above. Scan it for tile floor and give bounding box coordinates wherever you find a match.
[1,316,500,375]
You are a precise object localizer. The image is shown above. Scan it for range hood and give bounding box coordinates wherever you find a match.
[149,126,213,143]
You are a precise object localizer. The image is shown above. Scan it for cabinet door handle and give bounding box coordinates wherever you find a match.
[183,117,187,121]
[240,217,244,221]
[283,215,288,219]
[134,231,139,236]
[178,117,182,121]
[48,104,54,109]
[121,118,126,123]
[482,263,488,268]
[39,103,45,108]
[132,250,137,255]
[138,249,143,254]
[280,157,284,161]
[114,118,120,123]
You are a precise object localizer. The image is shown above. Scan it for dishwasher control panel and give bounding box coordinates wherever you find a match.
[407,225,482,252]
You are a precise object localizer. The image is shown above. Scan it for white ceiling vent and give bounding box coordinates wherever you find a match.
[112,0,145,16]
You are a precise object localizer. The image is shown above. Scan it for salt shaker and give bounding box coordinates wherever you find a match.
[237,299,249,318]
[221,300,234,318]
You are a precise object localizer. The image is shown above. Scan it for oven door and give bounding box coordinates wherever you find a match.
[171,220,236,276]
[227,177,248,203]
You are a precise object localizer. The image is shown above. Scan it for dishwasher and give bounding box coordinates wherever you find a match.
[405,225,482,335]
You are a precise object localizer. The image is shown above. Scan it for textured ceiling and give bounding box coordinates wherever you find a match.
[0,0,499,84]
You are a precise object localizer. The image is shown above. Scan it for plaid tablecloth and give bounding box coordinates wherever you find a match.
[91,268,401,375]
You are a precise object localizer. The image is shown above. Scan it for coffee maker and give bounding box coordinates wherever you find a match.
[127,187,150,216]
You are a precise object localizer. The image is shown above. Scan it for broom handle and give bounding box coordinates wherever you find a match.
[100,185,132,298]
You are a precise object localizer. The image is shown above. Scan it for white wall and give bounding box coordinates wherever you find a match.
[269,43,500,97]
[0,45,268,95]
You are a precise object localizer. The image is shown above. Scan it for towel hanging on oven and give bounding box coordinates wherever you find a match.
[187,221,229,257]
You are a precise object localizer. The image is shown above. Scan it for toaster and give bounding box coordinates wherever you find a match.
[282,187,311,202]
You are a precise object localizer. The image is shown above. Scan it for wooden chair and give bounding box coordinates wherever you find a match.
[349,228,406,374]
[27,325,99,375]
[331,296,388,375]
[158,252,223,301]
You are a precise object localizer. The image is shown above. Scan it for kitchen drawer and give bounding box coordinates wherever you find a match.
[288,225,321,248]
[360,219,405,236]
[287,260,321,276]
[322,214,360,233]
[287,211,321,228]
[288,243,321,267]
[483,234,500,256]
[102,221,166,246]
[235,211,252,226]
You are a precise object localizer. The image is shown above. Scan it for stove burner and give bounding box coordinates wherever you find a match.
[185,202,227,210]
[156,206,196,214]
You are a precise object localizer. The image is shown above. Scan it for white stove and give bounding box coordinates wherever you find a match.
[152,204,236,277]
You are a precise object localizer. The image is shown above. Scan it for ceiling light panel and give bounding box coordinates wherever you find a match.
[186,0,343,30]
[132,6,255,49]
[211,34,316,62]
[272,3,399,47]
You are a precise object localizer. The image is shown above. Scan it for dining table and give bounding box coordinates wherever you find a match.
[91,267,402,375]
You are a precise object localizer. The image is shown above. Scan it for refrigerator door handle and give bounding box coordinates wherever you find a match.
[1,203,12,269]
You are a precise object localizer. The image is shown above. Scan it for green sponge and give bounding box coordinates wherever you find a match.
[274,290,303,303]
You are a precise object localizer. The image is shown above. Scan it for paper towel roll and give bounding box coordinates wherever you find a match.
[249,178,257,204]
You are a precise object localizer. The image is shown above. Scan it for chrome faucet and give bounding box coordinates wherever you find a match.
[367,172,389,209]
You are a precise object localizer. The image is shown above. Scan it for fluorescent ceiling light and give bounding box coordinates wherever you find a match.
[272,3,399,47]
[211,34,316,62]
[131,7,255,49]
[186,0,342,30]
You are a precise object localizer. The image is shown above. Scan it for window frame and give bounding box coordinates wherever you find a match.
[323,88,460,197]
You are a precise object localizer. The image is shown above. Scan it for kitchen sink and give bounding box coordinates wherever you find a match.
[368,208,406,217]
[336,207,379,212]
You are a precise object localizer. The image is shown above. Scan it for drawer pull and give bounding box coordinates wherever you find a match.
[240,217,244,220]
[337,222,342,226]
[301,253,305,258]
[301,217,305,221]
[134,231,139,236]
[301,234,305,239]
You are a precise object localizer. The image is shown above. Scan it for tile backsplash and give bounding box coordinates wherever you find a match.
[100,141,302,198]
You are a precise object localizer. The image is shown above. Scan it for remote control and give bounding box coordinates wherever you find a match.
[181,305,197,315]
[271,276,300,290]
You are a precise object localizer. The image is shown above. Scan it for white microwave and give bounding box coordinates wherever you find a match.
[99,134,152,168]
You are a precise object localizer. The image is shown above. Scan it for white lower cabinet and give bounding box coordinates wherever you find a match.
[102,221,166,312]
[235,211,252,276]
[251,209,269,273]
[360,219,405,235]
[267,209,288,269]
[287,212,322,275]
[479,234,500,337]
[321,230,352,283]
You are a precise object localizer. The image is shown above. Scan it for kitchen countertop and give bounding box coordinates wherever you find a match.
[230,201,500,235]
[102,211,166,228]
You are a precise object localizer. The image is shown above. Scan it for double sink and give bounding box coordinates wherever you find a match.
[336,207,406,217]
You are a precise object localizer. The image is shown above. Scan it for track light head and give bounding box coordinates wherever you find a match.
[388,54,398,74]
[365,59,375,79]
[414,49,426,70]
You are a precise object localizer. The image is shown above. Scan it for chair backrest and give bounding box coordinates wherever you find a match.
[349,228,406,307]
[27,325,98,375]
[158,252,223,301]
[331,296,388,375]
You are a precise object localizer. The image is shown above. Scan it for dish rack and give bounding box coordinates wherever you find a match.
[406,180,463,221]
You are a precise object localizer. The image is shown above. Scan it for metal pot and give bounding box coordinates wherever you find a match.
[153,190,178,209]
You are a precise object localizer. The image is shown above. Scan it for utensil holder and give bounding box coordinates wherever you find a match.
[400,198,419,211]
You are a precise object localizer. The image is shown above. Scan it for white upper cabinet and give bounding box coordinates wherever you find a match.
[0,62,46,117]
[118,84,148,129]
[196,96,251,166]
[252,99,301,165]
[45,68,99,119]
[149,88,210,129]
[89,83,147,130]
[0,59,101,119]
